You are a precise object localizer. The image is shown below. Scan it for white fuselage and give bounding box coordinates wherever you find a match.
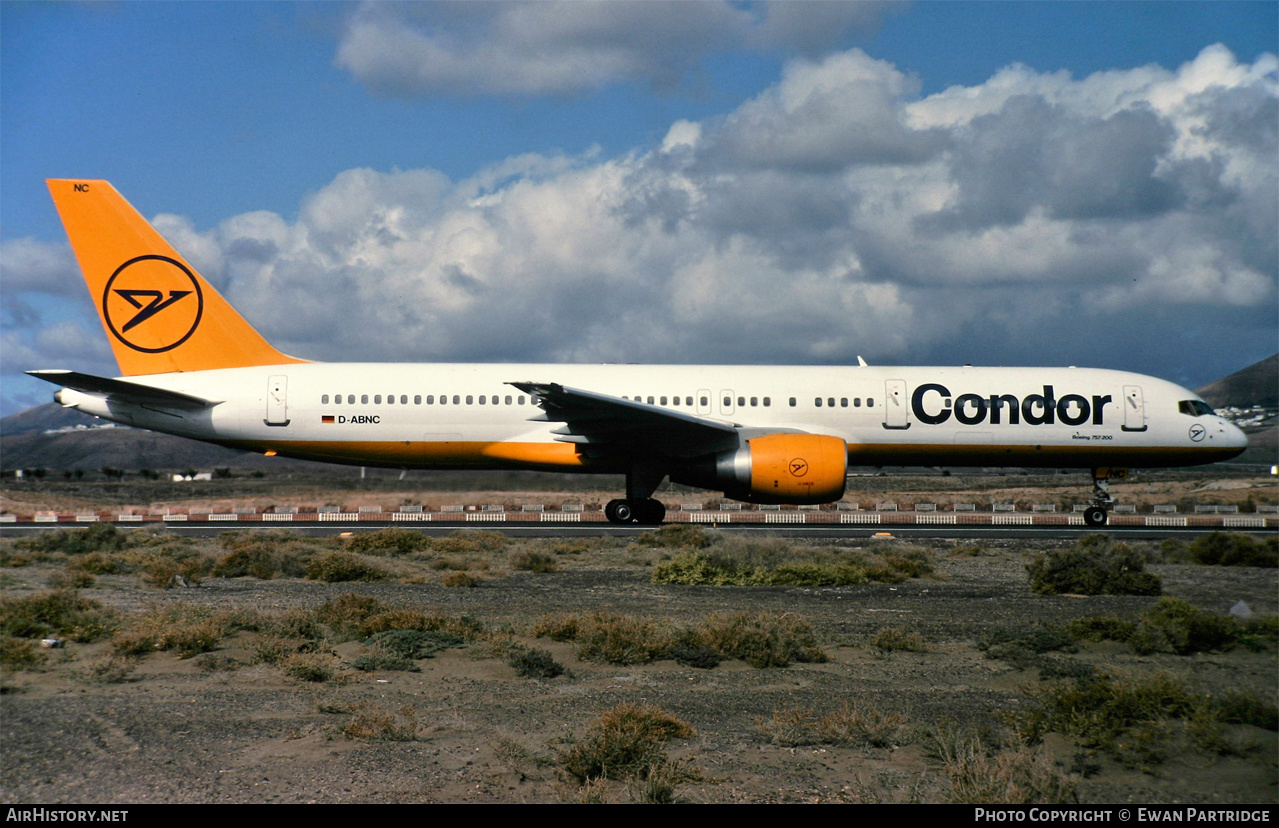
[58,362,1248,473]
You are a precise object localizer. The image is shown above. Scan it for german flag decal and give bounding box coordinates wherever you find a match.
[321,415,334,424]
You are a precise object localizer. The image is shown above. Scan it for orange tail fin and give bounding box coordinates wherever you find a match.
[47,179,306,375]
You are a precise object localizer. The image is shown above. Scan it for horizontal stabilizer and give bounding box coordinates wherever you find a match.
[27,370,215,410]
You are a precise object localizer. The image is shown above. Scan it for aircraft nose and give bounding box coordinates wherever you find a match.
[1223,420,1249,450]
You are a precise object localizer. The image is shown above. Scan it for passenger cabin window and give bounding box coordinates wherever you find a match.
[700,396,708,407]
[374,395,382,404]
[466,395,474,405]
[453,395,460,405]
[322,395,329,404]
[789,398,796,407]
[426,395,433,404]
[815,397,822,407]
[840,398,848,407]
[763,397,771,407]
[361,395,369,404]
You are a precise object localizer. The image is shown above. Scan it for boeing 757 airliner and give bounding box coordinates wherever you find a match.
[30,180,1248,525]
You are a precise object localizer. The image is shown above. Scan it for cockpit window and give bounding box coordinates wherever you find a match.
[1178,400,1215,417]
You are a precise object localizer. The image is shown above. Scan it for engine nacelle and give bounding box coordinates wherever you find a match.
[672,433,847,505]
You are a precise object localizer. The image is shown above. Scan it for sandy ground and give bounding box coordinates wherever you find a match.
[1,533,1275,804]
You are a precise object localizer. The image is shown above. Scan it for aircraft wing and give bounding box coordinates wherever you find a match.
[27,370,216,411]
[509,381,741,459]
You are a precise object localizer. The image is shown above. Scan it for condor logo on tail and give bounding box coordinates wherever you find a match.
[102,255,203,353]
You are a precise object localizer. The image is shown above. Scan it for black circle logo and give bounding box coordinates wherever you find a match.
[789,458,809,477]
[102,255,203,353]
[1188,424,1206,442]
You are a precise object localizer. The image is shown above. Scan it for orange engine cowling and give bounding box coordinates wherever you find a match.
[745,433,847,504]
[671,433,848,505]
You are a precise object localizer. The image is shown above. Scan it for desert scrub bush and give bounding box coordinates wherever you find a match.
[48,569,95,589]
[84,654,137,684]
[304,551,388,583]
[510,551,559,573]
[0,637,48,671]
[636,524,714,549]
[668,633,721,669]
[978,626,1077,670]
[570,612,674,665]
[757,702,908,748]
[1215,689,1279,731]
[342,528,432,557]
[696,612,827,668]
[1128,597,1264,655]
[932,728,1078,805]
[313,593,385,634]
[873,627,928,653]
[140,550,208,588]
[531,613,581,642]
[354,608,485,642]
[1188,532,1278,568]
[365,628,464,660]
[1063,615,1138,643]
[111,604,229,658]
[430,530,508,557]
[0,589,116,642]
[13,523,131,557]
[343,704,418,741]
[1015,671,1206,767]
[440,570,482,588]
[298,596,484,648]
[559,703,695,783]
[1026,535,1160,596]
[282,653,335,682]
[652,550,869,586]
[652,542,932,587]
[506,645,565,679]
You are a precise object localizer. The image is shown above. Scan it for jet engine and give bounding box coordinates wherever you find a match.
[672,433,847,505]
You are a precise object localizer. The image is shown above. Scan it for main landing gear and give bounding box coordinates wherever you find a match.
[605,497,666,525]
[605,464,668,525]
[1083,468,1124,527]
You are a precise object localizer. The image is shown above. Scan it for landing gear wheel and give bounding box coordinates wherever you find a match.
[605,499,634,524]
[1083,506,1108,527]
[634,498,666,525]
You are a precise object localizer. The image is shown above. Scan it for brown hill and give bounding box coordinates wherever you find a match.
[1195,354,1278,408]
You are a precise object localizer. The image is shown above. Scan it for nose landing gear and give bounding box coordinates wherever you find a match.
[1084,468,1126,527]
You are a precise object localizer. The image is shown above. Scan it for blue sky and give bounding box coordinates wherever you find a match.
[2,1,1276,417]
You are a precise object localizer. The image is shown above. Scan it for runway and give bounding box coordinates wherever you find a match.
[1,515,1272,542]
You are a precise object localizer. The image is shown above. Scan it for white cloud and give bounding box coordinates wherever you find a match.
[6,44,1275,398]
[335,0,895,97]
